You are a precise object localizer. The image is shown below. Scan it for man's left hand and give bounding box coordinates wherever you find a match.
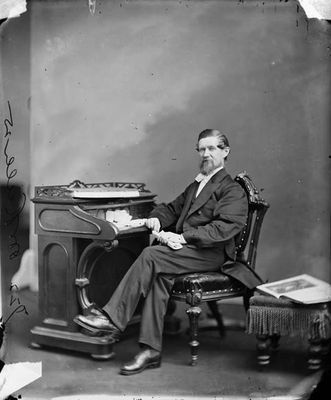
[154,231,186,244]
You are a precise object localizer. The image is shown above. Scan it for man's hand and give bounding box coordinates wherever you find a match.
[157,231,184,243]
[145,218,161,233]
[152,231,186,250]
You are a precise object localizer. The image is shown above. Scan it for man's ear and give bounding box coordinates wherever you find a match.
[223,147,230,157]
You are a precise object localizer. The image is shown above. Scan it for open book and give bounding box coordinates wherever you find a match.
[256,274,331,304]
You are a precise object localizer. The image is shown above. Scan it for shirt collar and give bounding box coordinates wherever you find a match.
[195,167,223,183]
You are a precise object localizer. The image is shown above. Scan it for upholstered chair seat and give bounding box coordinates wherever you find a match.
[172,271,246,303]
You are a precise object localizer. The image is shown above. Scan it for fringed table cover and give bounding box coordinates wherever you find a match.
[246,295,331,340]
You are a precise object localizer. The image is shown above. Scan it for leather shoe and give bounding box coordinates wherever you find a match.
[120,349,161,376]
[73,312,120,340]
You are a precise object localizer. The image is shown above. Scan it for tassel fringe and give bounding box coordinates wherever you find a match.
[247,304,331,340]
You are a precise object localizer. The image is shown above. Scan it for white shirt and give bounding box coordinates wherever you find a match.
[194,167,223,197]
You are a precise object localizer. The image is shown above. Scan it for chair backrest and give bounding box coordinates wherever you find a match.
[234,171,269,271]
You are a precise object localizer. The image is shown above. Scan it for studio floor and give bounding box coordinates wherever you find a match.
[2,289,325,400]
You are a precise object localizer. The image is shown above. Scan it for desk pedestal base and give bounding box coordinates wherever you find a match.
[30,326,116,359]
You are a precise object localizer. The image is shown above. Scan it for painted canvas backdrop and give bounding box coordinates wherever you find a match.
[1,0,330,287]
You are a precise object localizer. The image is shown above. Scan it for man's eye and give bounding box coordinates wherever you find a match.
[199,147,216,152]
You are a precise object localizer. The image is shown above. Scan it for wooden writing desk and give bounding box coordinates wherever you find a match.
[31,180,156,359]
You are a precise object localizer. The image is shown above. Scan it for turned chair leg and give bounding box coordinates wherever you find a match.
[256,334,272,367]
[308,338,324,370]
[186,306,201,366]
[207,301,226,338]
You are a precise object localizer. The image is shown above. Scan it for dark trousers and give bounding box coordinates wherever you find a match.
[103,244,226,351]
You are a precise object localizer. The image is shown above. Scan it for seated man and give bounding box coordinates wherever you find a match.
[74,129,261,375]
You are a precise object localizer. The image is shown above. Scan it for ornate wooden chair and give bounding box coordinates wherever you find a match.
[170,171,270,365]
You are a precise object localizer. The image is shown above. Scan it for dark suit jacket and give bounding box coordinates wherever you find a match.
[150,168,262,289]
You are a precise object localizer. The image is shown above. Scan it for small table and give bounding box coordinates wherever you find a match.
[246,294,331,370]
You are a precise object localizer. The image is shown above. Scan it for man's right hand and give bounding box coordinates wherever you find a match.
[145,218,161,233]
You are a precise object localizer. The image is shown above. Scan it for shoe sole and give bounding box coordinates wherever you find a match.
[119,359,161,376]
[73,317,120,341]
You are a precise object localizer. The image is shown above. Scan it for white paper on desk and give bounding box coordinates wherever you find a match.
[0,361,42,400]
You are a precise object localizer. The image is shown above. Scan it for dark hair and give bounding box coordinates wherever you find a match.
[197,129,230,159]
[197,129,229,148]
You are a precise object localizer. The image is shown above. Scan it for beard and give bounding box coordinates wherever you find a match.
[199,159,216,175]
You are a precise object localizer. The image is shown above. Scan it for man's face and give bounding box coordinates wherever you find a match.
[198,136,230,175]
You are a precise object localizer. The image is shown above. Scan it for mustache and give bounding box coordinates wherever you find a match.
[200,158,213,165]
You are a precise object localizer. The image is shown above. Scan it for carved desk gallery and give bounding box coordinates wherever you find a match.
[30,180,156,359]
